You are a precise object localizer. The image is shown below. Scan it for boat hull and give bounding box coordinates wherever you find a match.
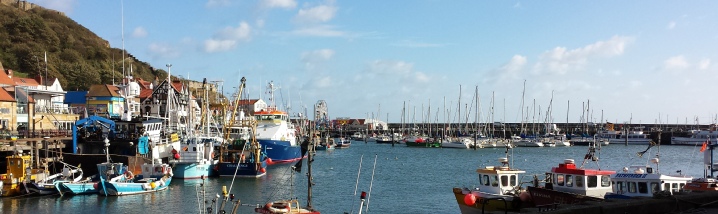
[452,188,521,213]
[25,182,58,195]
[527,186,603,207]
[1,183,24,197]
[57,182,99,195]
[406,142,441,147]
[98,176,172,196]
[259,140,302,163]
[173,162,215,179]
[217,161,267,178]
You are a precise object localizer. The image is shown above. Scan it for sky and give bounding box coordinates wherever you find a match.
[27,0,718,125]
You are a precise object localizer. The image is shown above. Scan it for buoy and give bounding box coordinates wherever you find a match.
[464,194,477,206]
[260,167,266,173]
[150,182,156,189]
[174,153,180,160]
[93,182,99,190]
[266,158,273,164]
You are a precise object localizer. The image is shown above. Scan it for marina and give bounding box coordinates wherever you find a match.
[3,140,718,213]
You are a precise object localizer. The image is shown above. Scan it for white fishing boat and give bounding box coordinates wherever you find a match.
[26,162,83,195]
[596,130,651,145]
[671,130,718,145]
[453,152,529,213]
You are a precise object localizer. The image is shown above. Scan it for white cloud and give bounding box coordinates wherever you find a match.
[369,60,414,75]
[147,43,180,59]
[132,27,147,38]
[31,0,77,14]
[294,4,337,24]
[484,55,527,84]
[301,49,335,70]
[664,55,690,70]
[533,36,633,75]
[203,22,252,53]
[301,49,335,62]
[292,25,346,37]
[261,0,297,9]
[206,0,230,8]
[699,58,711,70]
[667,21,676,30]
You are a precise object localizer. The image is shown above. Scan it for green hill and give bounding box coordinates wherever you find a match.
[0,2,166,90]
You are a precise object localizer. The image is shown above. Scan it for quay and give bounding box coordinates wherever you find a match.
[0,136,69,152]
[524,191,718,214]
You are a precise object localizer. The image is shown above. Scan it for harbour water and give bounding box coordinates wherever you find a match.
[1,141,710,213]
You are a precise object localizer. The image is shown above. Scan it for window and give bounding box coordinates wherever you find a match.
[492,175,499,187]
[601,176,611,187]
[566,175,573,187]
[501,175,509,187]
[556,174,565,186]
[628,182,637,193]
[664,183,670,191]
[638,182,648,193]
[576,176,584,187]
[651,182,660,193]
[510,175,517,186]
[672,183,678,192]
[482,175,490,186]
[588,176,598,187]
[478,175,483,185]
[680,183,685,190]
[193,147,197,151]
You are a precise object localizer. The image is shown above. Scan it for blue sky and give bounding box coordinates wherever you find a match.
[30,0,718,125]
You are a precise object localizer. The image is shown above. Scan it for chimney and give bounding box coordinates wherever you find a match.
[35,74,43,85]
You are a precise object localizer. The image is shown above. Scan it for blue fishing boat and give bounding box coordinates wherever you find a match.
[254,81,301,164]
[97,160,173,196]
[55,176,98,196]
[96,136,174,196]
[172,136,221,179]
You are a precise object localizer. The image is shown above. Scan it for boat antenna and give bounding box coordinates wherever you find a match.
[350,154,364,214]
[365,154,378,213]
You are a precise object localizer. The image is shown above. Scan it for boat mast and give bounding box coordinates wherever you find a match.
[306,129,316,209]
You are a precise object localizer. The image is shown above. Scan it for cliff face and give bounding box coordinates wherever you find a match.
[0,1,166,90]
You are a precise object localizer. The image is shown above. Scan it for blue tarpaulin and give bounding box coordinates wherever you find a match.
[138,136,149,155]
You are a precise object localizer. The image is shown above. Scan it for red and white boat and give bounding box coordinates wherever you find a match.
[528,143,615,206]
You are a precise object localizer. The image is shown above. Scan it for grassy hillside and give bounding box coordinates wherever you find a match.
[0,3,166,90]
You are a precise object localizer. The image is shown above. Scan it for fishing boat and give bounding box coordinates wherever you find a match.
[25,162,83,195]
[216,78,269,177]
[671,129,718,145]
[217,120,268,178]
[684,138,718,192]
[255,132,320,214]
[375,135,393,144]
[0,151,47,197]
[172,136,221,179]
[97,136,174,196]
[334,137,351,148]
[315,135,335,150]
[527,141,614,207]
[255,81,300,164]
[606,139,692,198]
[55,175,98,196]
[452,147,529,213]
[596,130,651,145]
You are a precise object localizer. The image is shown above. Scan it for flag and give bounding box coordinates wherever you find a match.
[700,141,708,152]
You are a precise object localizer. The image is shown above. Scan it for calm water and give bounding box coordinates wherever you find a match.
[1,142,710,214]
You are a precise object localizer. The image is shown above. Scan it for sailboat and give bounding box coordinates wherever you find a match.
[254,131,320,214]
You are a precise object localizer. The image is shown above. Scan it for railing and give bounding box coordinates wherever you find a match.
[34,105,82,114]
[7,129,73,139]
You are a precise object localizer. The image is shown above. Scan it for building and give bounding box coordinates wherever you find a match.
[85,84,124,119]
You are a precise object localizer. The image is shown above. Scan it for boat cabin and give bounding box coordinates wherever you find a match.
[475,158,526,196]
[545,159,615,198]
[610,165,692,197]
